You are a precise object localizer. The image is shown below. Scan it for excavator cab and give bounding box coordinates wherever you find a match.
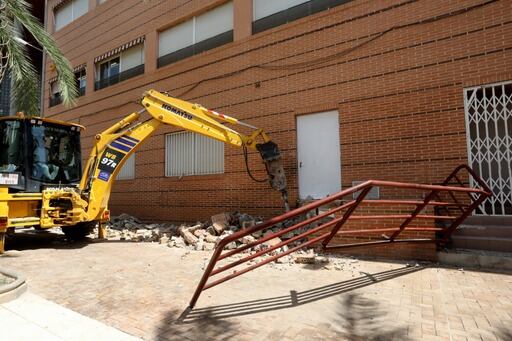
[0,116,83,193]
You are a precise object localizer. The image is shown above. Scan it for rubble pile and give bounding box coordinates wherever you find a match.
[94,211,352,270]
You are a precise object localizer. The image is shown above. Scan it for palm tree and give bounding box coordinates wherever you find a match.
[0,0,77,115]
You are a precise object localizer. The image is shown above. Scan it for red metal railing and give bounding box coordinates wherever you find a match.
[189,165,491,308]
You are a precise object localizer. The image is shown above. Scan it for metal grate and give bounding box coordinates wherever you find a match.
[464,81,512,215]
[165,131,224,177]
[116,153,135,180]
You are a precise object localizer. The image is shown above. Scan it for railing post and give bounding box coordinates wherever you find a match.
[322,186,372,248]
[188,246,223,308]
[388,189,439,241]
[441,192,490,242]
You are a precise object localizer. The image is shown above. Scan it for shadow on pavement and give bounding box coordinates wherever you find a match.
[334,292,411,340]
[497,326,512,340]
[179,265,424,322]
[156,308,239,340]
[5,230,83,251]
[5,230,131,252]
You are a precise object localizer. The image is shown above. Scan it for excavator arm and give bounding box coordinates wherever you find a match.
[78,89,289,224]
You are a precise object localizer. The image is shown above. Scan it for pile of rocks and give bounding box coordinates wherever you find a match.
[94,211,353,270]
[100,211,314,250]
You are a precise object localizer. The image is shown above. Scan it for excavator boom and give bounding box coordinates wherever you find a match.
[79,90,289,224]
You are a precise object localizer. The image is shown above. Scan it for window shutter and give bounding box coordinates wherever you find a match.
[195,1,233,43]
[158,20,194,57]
[166,132,195,176]
[195,134,224,175]
[117,154,135,180]
[166,132,224,176]
[121,45,144,72]
[55,1,73,31]
[51,82,61,95]
[73,0,89,19]
[253,0,309,20]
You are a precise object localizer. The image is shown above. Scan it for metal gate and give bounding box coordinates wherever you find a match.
[464,81,512,215]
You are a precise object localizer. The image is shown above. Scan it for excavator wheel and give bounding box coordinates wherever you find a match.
[62,221,97,241]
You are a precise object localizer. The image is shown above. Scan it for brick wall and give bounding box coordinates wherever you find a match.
[44,0,512,260]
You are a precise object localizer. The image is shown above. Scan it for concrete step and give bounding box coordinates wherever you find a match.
[453,224,511,238]
[451,224,512,252]
[438,249,512,271]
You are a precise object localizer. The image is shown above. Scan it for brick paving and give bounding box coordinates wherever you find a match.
[1,233,511,340]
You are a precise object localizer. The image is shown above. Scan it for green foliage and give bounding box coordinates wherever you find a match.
[0,0,77,115]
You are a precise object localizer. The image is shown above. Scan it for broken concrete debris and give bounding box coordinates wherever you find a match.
[93,212,353,270]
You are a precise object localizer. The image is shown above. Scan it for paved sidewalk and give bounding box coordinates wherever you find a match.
[0,291,139,340]
[1,233,512,340]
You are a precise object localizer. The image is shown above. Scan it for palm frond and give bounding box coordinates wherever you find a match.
[0,4,39,114]
[3,0,77,109]
[7,34,40,114]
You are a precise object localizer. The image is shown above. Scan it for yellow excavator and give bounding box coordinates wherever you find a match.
[0,89,289,252]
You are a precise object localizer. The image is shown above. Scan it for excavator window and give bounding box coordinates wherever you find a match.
[0,120,23,173]
[30,124,81,184]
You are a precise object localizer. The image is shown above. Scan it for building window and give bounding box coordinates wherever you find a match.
[158,1,233,68]
[252,0,352,34]
[95,44,144,90]
[116,153,135,180]
[75,69,86,96]
[0,72,11,116]
[165,132,224,177]
[98,56,119,87]
[49,81,62,107]
[54,0,88,31]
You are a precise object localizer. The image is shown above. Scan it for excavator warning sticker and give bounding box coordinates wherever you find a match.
[98,171,110,181]
[98,147,125,181]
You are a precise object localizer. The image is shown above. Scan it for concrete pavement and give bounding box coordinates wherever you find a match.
[0,291,139,340]
[1,232,512,340]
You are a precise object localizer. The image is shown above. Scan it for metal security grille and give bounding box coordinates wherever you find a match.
[464,81,512,215]
[165,131,224,177]
[116,154,135,180]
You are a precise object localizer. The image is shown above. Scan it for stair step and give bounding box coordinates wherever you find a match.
[438,249,512,271]
[454,224,512,238]
[451,235,512,253]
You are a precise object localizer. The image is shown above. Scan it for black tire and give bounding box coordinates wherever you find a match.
[62,221,97,241]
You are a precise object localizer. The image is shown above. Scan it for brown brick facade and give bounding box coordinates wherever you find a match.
[43,0,512,259]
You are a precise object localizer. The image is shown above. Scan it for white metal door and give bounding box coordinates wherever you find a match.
[465,81,512,215]
[297,111,341,199]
